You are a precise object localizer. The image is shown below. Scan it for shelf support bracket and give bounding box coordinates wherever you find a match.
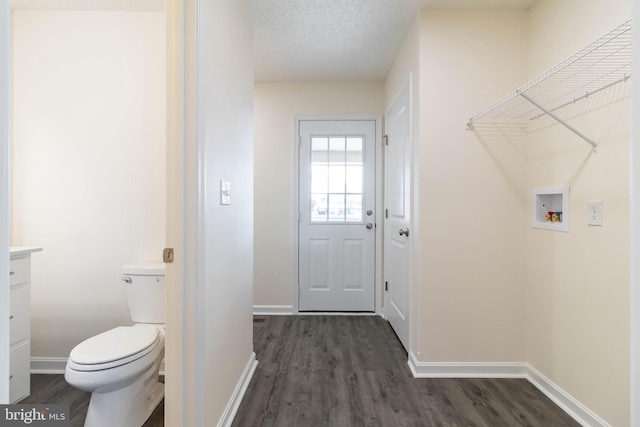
[519,92,598,153]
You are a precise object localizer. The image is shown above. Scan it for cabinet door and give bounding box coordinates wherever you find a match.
[9,342,30,403]
[9,285,30,345]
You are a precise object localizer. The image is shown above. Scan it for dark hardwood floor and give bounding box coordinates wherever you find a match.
[20,315,580,427]
[232,315,580,427]
[20,374,163,427]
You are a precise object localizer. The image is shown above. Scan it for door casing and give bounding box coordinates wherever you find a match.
[293,115,383,314]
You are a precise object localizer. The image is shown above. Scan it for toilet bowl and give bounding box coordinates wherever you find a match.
[65,262,165,427]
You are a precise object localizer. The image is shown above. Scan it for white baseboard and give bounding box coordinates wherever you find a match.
[525,364,610,427]
[217,352,258,427]
[31,357,68,374]
[253,305,294,315]
[31,357,166,376]
[408,352,526,378]
[408,352,610,427]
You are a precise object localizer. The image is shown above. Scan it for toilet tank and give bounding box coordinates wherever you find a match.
[122,262,166,324]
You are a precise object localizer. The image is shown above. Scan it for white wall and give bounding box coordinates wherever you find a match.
[415,9,529,362]
[0,0,10,404]
[194,0,255,423]
[11,10,166,359]
[253,82,384,308]
[526,1,631,425]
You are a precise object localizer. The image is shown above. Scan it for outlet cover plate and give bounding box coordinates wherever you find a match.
[587,200,603,226]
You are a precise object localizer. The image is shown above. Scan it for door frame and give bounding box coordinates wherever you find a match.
[293,115,383,314]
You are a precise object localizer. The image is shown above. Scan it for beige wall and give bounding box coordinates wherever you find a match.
[414,9,529,362]
[11,10,166,359]
[253,83,384,307]
[526,1,631,425]
[631,1,640,426]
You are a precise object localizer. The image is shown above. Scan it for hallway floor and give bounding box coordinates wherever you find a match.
[232,315,579,427]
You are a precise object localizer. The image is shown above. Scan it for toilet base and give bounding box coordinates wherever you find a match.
[84,362,164,427]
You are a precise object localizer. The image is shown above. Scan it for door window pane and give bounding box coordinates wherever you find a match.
[311,194,328,222]
[346,194,362,221]
[328,165,345,193]
[310,135,365,223]
[311,165,328,193]
[346,165,362,194]
[311,137,328,161]
[328,194,345,222]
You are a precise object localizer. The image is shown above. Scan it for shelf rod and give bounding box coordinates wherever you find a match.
[519,91,598,152]
[529,75,630,121]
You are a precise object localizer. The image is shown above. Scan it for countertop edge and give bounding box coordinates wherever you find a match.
[10,247,43,257]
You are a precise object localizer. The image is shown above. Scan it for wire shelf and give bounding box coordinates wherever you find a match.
[467,20,631,127]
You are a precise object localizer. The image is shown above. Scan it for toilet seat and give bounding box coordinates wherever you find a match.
[68,326,160,372]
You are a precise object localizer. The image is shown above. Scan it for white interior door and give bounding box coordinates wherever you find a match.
[384,84,411,351]
[298,119,376,312]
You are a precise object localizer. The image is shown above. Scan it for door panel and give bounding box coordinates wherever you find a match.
[384,85,411,350]
[299,120,376,312]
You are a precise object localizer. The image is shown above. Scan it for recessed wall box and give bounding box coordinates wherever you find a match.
[532,186,569,232]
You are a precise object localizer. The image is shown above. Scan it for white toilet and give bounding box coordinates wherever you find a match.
[65,262,166,427]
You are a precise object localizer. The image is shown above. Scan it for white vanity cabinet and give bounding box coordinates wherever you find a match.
[9,247,41,403]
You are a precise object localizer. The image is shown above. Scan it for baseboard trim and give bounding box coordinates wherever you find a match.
[218,352,258,427]
[525,364,610,427]
[407,352,609,427]
[31,357,68,374]
[253,305,294,315]
[31,357,166,376]
[408,352,526,378]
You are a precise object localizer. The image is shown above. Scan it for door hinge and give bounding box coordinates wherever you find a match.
[385,281,389,291]
[163,248,174,264]
[385,209,388,219]
[383,135,389,146]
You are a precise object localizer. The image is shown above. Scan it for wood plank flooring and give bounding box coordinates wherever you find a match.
[19,374,163,427]
[19,316,580,426]
[232,315,580,427]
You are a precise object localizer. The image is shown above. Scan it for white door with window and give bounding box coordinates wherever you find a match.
[298,119,376,312]
[384,84,411,351]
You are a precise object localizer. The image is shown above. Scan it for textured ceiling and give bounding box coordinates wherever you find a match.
[250,0,535,82]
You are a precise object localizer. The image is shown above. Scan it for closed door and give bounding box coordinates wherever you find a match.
[384,84,411,351]
[298,119,376,311]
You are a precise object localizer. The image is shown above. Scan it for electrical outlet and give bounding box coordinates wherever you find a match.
[587,201,603,226]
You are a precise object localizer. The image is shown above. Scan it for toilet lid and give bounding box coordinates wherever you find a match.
[70,326,159,365]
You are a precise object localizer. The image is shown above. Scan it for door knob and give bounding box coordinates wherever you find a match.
[399,228,409,236]
[366,223,374,229]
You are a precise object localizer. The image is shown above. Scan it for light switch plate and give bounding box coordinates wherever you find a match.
[220,180,231,205]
